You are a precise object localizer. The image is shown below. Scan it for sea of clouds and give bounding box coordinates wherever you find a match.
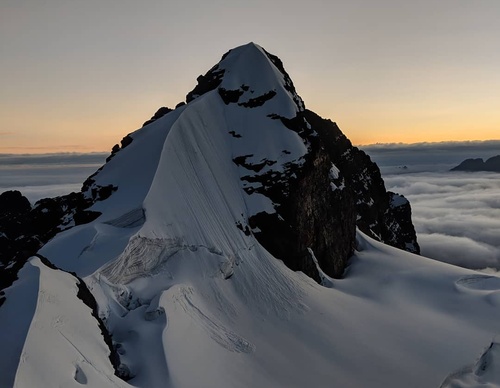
[1,141,499,271]
[0,153,107,203]
[363,140,500,270]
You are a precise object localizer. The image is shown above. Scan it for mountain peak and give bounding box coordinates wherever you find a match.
[0,43,430,388]
[186,42,305,112]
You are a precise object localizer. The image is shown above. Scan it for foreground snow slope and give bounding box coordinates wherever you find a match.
[88,231,500,388]
[4,43,500,387]
[13,257,130,388]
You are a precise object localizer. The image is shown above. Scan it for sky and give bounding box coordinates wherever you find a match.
[1,0,499,153]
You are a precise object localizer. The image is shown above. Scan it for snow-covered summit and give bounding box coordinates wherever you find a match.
[3,43,498,388]
[187,42,305,112]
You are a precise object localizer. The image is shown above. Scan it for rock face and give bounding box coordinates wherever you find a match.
[243,109,419,280]
[451,155,500,172]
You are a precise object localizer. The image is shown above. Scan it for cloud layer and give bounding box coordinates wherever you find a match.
[384,171,500,269]
[363,141,500,270]
[0,153,107,203]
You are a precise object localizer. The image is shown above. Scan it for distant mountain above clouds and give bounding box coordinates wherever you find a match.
[451,155,500,172]
[3,43,500,388]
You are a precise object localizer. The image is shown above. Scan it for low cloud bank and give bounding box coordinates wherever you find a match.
[0,153,107,203]
[384,172,500,269]
[362,140,500,173]
[374,141,500,270]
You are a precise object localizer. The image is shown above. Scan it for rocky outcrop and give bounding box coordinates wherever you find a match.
[301,110,419,254]
[106,134,134,163]
[451,155,500,172]
[382,192,420,254]
[142,107,173,127]
[186,62,226,103]
[0,190,31,216]
[0,136,135,297]
[245,109,419,280]
[0,190,103,300]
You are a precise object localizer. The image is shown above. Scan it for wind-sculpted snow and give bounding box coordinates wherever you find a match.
[162,285,255,353]
[440,341,500,388]
[103,208,145,229]
[101,236,186,284]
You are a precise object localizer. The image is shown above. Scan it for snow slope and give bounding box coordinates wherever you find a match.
[13,257,129,388]
[3,42,500,387]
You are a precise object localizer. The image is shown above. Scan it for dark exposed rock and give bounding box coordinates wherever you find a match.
[238,90,277,108]
[218,87,244,105]
[249,212,322,283]
[301,110,419,254]
[0,191,102,284]
[244,114,356,279]
[235,221,251,236]
[106,145,119,163]
[142,107,173,127]
[104,134,135,163]
[0,191,31,216]
[262,48,305,111]
[81,145,119,203]
[228,131,242,138]
[451,155,500,172]
[233,155,277,173]
[120,134,133,149]
[0,186,113,296]
[186,64,226,103]
[242,108,419,281]
[382,193,420,254]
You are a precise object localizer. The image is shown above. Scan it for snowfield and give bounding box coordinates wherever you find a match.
[2,43,500,388]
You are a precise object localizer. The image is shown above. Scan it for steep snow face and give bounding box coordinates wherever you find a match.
[102,43,310,283]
